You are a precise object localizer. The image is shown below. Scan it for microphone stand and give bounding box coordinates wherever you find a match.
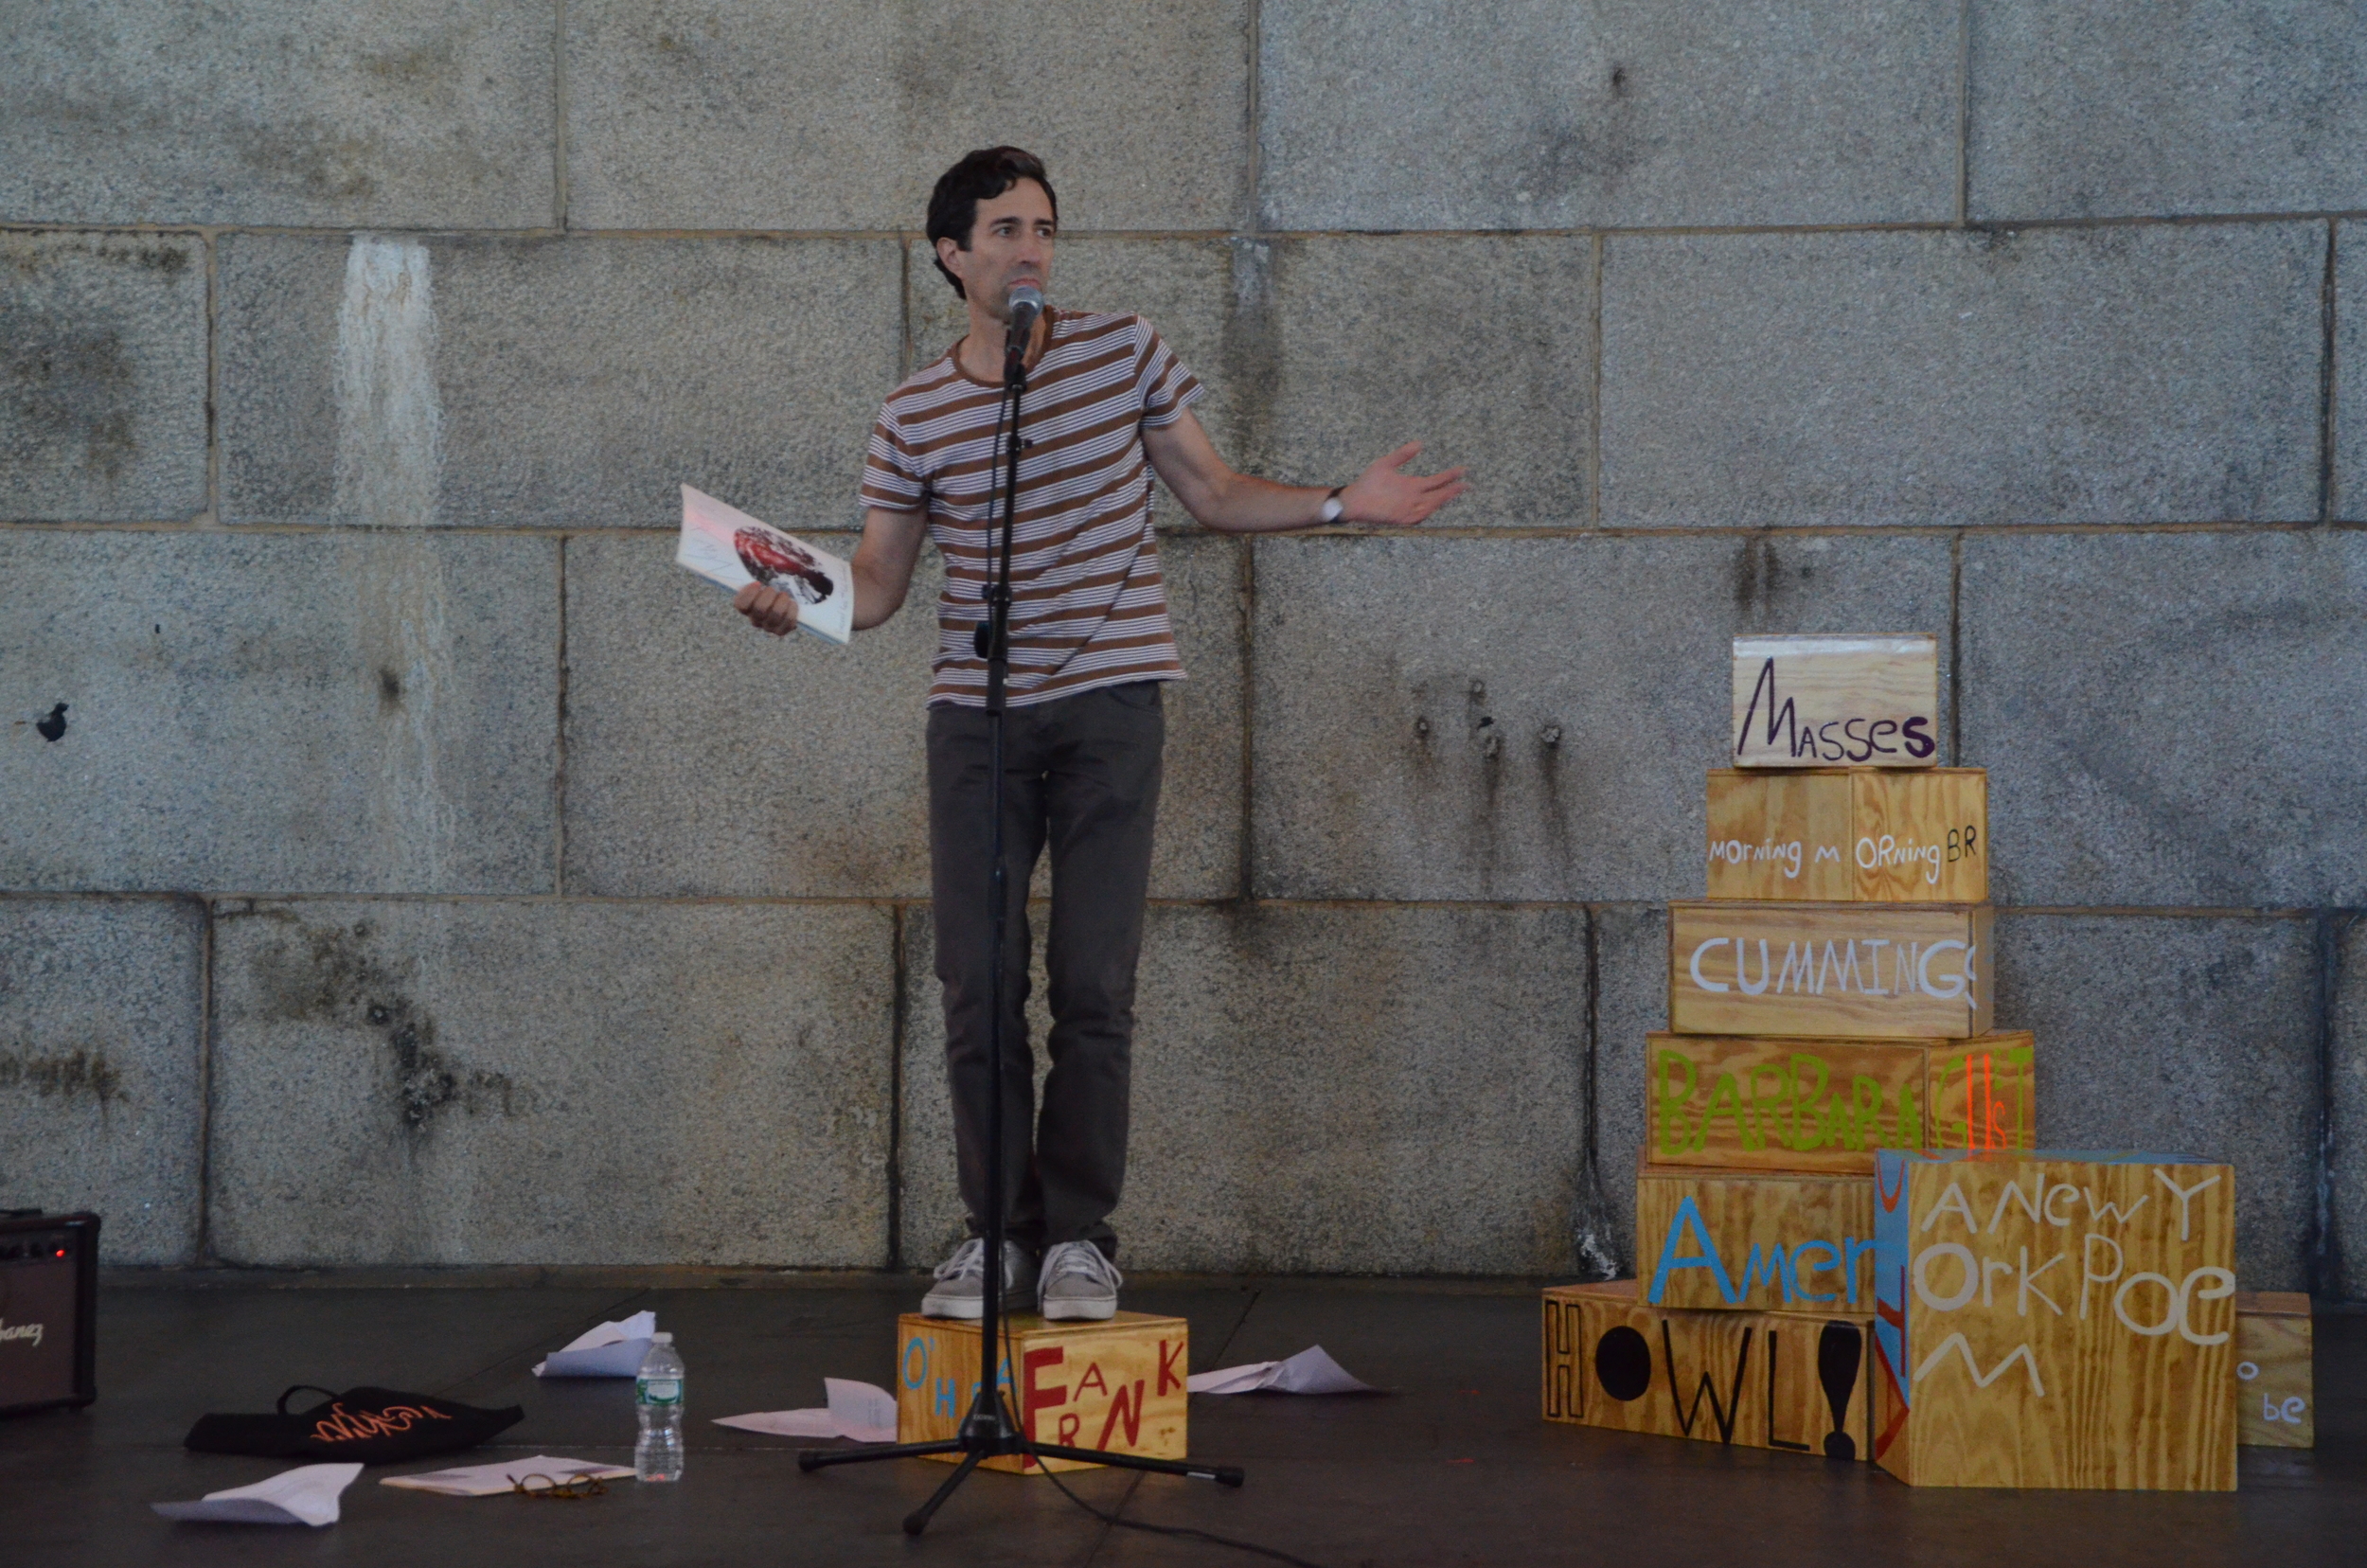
[797,306,1246,1536]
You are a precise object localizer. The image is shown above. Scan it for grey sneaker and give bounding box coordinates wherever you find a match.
[920,1238,1035,1320]
[1038,1240,1122,1322]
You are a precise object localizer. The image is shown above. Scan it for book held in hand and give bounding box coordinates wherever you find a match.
[676,484,853,645]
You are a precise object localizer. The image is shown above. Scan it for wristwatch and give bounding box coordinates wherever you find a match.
[1316,486,1344,524]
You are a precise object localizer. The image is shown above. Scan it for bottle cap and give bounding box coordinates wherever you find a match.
[651,1332,673,1345]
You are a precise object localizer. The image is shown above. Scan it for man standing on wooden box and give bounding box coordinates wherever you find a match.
[734,148,1465,1320]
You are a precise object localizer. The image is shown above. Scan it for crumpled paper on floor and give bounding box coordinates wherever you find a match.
[715,1378,898,1443]
[533,1310,657,1378]
[380,1455,636,1497]
[153,1463,363,1526]
[1186,1345,1379,1395]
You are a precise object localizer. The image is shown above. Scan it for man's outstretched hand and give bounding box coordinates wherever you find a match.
[736,581,802,637]
[1339,442,1468,526]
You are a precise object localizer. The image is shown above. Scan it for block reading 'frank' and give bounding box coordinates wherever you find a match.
[1705,769,1987,902]
[1543,1280,1873,1461]
[1732,634,1939,770]
[897,1311,1187,1474]
[1639,1168,1878,1312]
[1648,1032,2036,1175]
[1669,901,1993,1040]
[1872,1150,2236,1490]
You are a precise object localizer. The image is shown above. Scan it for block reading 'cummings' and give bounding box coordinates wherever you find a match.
[896,1312,1188,1474]
[1648,1032,2036,1175]
[1872,1150,2236,1490]
[1705,768,1987,903]
[1732,634,1939,770]
[1543,1280,1873,1461]
[1669,902,1993,1040]
[1638,1168,1877,1312]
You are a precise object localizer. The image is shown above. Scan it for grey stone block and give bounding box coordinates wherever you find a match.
[1961,531,2367,908]
[0,531,556,894]
[2335,914,2365,1299]
[899,902,1591,1274]
[1589,902,1669,1277]
[0,899,204,1264]
[2,233,207,524]
[1969,2,2367,220]
[1601,223,2323,526]
[1260,0,1958,230]
[2340,222,2366,524]
[1992,913,2319,1292]
[218,233,901,528]
[563,531,1243,900]
[564,0,1249,231]
[208,900,894,1267]
[1251,532,1952,901]
[0,2,556,227]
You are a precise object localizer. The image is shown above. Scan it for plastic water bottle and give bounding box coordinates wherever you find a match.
[634,1332,686,1482]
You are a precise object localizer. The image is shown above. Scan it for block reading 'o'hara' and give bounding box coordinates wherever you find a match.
[1871,1150,2236,1490]
[896,1311,1188,1473]
[1543,1280,1873,1461]
[1732,634,1939,770]
[1647,1032,2036,1175]
[1637,1167,1877,1313]
[1669,901,1993,1040]
[1705,768,1987,902]
[2235,1292,2313,1449]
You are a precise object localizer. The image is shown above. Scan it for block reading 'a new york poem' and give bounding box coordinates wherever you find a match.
[1543,1280,1873,1461]
[897,1312,1188,1473]
[1638,1168,1878,1313]
[1669,902,1993,1040]
[1648,1032,2036,1175]
[1732,634,1939,770]
[1706,768,1987,902]
[1872,1150,2236,1490]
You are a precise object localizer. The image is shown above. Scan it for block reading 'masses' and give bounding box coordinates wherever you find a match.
[1732,634,1938,770]
[1705,768,1987,902]
[1648,1032,2036,1174]
[1669,901,1993,1040]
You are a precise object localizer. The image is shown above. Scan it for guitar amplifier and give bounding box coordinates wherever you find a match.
[0,1211,98,1418]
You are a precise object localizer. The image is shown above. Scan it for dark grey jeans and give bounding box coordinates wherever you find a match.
[927,680,1165,1260]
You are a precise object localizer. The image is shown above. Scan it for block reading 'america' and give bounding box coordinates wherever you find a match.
[1732,634,1938,770]
[1871,1150,2236,1490]
[1669,901,1993,1040]
[1705,768,1987,902]
[1638,1168,1877,1313]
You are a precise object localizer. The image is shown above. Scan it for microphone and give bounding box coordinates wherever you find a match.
[1005,284,1042,347]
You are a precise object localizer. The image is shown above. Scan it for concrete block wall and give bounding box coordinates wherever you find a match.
[4,2,2363,1294]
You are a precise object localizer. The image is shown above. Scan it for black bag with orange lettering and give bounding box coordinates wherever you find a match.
[184,1384,525,1463]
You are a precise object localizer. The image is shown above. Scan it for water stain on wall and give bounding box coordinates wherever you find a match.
[0,1047,125,1109]
[1,312,136,479]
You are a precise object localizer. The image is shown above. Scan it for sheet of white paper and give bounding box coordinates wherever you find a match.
[153,1462,363,1526]
[380,1455,635,1498]
[714,1378,897,1444]
[533,1310,658,1378]
[1185,1345,1378,1396]
[676,484,853,645]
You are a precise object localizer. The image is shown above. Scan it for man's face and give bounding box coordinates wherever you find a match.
[939,179,1056,322]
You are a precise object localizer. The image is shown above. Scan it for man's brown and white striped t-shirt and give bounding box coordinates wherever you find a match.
[861,310,1202,707]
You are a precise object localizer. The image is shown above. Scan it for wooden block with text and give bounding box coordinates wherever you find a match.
[896,1311,1187,1473]
[1637,1167,1878,1312]
[1732,633,1939,769]
[1705,768,1987,902]
[2236,1291,2313,1448]
[1543,1280,1873,1460]
[1871,1149,2236,1490]
[1646,1031,2035,1174]
[1669,901,1992,1039]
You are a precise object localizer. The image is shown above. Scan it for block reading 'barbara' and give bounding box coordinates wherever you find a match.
[2235,1292,2313,1449]
[1705,768,1987,902]
[1732,634,1938,770]
[1638,1168,1878,1313]
[1647,1032,2035,1174]
[1872,1150,2236,1490]
[896,1312,1187,1473]
[1543,1280,1873,1461]
[1669,901,1993,1040]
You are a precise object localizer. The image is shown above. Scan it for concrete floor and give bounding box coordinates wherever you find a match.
[2,1273,2360,1567]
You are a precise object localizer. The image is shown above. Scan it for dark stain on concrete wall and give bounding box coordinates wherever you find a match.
[1,313,137,480]
[0,1047,125,1108]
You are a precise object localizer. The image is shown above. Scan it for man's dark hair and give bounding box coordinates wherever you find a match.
[926,147,1058,299]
